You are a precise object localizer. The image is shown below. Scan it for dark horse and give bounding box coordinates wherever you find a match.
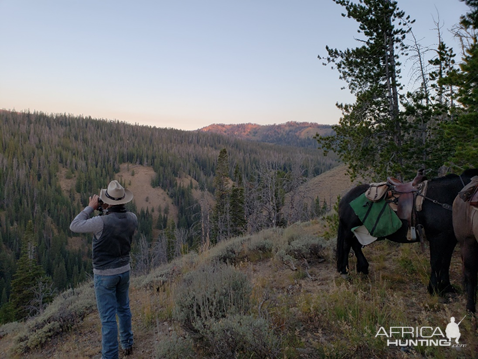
[452,176,478,312]
[337,169,478,295]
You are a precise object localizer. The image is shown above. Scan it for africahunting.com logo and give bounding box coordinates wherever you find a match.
[375,316,467,348]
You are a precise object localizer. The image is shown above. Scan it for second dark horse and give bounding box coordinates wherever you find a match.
[337,169,478,295]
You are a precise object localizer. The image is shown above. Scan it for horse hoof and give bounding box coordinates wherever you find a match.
[438,297,447,304]
[340,273,349,280]
[444,286,458,294]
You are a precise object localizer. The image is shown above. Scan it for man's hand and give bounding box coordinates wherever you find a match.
[88,194,100,210]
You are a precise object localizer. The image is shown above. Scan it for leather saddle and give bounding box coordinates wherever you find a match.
[387,169,427,239]
[459,176,478,207]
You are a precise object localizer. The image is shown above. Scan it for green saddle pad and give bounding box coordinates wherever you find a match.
[349,193,402,237]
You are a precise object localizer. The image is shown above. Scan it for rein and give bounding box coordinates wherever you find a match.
[415,175,468,212]
[416,193,453,211]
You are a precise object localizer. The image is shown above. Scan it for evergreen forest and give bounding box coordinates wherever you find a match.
[0,110,338,322]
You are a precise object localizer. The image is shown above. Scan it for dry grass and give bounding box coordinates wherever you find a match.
[116,164,178,236]
[1,218,476,358]
[283,164,366,212]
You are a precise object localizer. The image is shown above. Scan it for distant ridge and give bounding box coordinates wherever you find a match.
[198,121,334,148]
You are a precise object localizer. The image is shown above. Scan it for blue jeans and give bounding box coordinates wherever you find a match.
[94,271,133,359]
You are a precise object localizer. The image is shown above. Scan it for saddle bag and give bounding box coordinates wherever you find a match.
[350,193,402,238]
[365,182,390,202]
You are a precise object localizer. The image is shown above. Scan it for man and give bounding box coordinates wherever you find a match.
[70,180,138,359]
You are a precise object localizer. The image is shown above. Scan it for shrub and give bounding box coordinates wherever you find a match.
[18,321,61,351]
[204,314,281,359]
[204,232,279,266]
[214,243,241,264]
[276,236,325,269]
[173,262,252,337]
[246,239,274,261]
[12,281,96,353]
[0,320,21,339]
[155,332,196,359]
[133,261,179,290]
[284,225,304,244]
[207,237,248,265]
[287,237,324,261]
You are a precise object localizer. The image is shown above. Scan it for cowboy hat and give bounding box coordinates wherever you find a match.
[99,180,134,205]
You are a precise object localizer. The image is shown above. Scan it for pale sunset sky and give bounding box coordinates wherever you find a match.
[0,0,470,130]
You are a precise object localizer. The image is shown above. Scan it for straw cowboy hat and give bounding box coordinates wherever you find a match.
[99,180,134,205]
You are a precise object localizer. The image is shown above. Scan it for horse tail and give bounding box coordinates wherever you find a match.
[335,184,368,274]
[336,204,350,274]
[336,219,346,273]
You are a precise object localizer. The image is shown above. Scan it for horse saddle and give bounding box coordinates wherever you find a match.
[458,176,478,207]
[364,169,427,240]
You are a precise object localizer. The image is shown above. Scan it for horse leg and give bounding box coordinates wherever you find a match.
[427,241,441,295]
[351,239,369,274]
[461,239,478,313]
[437,237,457,294]
[427,233,457,295]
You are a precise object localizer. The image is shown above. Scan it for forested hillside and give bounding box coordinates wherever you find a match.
[200,121,334,148]
[0,110,338,323]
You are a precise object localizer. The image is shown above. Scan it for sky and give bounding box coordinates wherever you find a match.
[0,0,471,131]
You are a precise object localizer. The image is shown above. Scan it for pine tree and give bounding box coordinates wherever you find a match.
[317,0,415,180]
[165,219,177,262]
[460,0,478,28]
[230,165,246,237]
[9,221,52,320]
[212,148,231,243]
[444,0,478,168]
[0,301,15,324]
[53,259,68,291]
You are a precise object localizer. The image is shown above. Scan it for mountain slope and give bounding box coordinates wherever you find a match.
[199,121,334,148]
[289,165,363,204]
